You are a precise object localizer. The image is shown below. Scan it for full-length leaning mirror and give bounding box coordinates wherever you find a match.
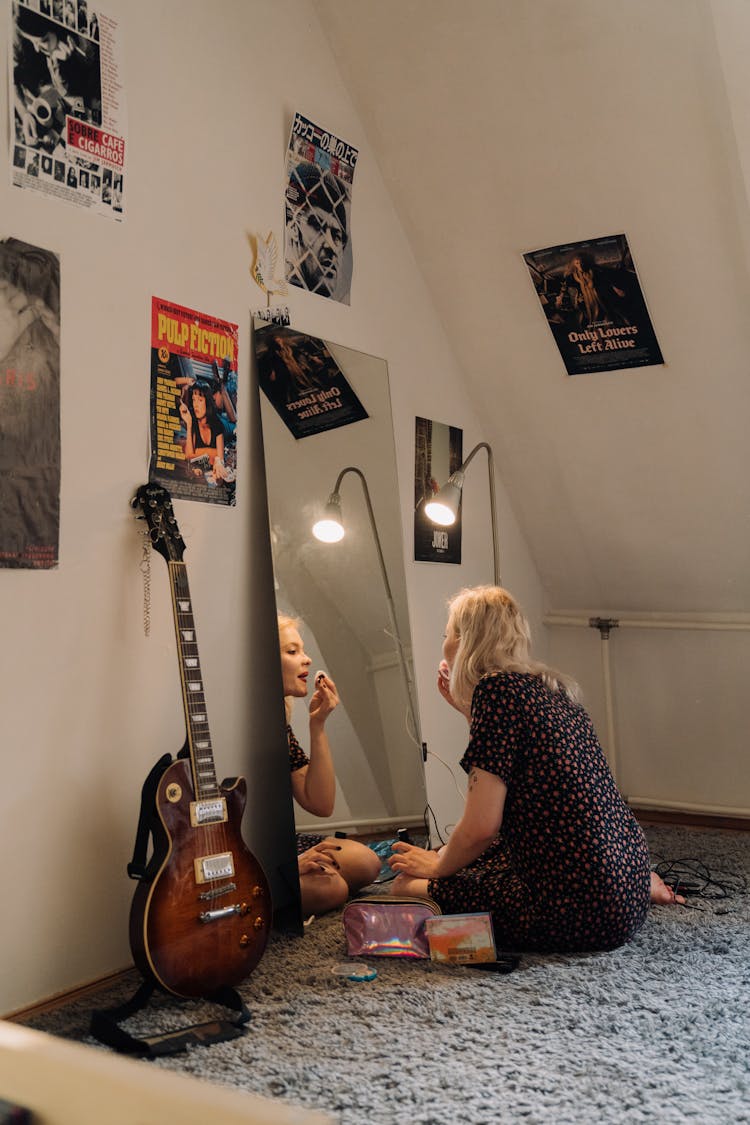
[255,324,428,851]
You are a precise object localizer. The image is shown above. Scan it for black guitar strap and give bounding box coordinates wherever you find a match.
[126,752,173,882]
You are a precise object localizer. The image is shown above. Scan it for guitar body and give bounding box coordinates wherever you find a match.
[129,757,271,998]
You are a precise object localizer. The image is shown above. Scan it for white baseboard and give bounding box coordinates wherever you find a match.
[294,813,426,835]
[628,796,750,820]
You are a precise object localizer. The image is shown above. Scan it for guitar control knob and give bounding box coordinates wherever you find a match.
[239,902,248,915]
[252,885,264,898]
[239,934,249,946]
[253,916,264,930]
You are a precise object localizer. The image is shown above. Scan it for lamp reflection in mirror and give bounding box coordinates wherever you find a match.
[425,441,502,586]
[311,491,345,543]
[313,466,421,751]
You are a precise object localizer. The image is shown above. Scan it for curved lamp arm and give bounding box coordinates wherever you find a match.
[318,466,421,748]
[425,442,501,586]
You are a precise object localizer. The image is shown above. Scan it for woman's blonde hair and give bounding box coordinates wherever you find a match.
[447,586,580,708]
[277,613,301,723]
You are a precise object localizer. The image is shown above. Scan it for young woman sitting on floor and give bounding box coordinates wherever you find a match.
[389,586,682,953]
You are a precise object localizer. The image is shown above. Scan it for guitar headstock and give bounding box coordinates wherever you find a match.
[132,483,185,563]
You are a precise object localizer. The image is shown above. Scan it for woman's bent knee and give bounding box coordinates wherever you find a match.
[299,870,349,916]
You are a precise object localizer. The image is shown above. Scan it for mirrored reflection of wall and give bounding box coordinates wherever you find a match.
[256,330,427,836]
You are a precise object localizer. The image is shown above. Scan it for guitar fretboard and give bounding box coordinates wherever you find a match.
[169,561,218,800]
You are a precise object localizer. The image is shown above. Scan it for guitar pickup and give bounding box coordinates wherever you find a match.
[194,852,235,883]
[190,798,227,827]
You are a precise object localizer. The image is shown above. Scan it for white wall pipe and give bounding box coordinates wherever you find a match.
[600,632,618,781]
[544,613,750,631]
[544,610,750,806]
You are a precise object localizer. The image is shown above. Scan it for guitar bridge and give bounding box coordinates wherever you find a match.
[198,881,237,902]
[199,903,246,923]
[194,852,235,883]
[190,797,227,827]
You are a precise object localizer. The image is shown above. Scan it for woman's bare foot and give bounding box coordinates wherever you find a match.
[650,871,685,905]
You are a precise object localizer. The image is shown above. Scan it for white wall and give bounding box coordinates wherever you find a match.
[312,0,750,824]
[0,0,543,1013]
[546,617,750,817]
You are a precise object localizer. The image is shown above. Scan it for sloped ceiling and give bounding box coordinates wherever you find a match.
[314,0,750,613]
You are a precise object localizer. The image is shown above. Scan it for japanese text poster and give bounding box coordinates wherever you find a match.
[284,112,357,305]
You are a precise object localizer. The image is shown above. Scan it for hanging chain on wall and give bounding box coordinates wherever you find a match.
[140,526,152,637]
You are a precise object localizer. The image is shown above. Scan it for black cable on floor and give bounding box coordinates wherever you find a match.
[651,853,748,900]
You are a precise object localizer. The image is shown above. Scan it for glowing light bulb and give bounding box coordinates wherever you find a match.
[312,518,345,543]
[424,499,456,526]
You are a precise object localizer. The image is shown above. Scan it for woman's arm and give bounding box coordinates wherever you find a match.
[435,767,507,875]
[390,766,507,879]
[289,675,339,817]
[212,431,227,479]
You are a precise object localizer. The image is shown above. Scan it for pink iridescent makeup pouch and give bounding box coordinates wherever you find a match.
[342,895,442,959]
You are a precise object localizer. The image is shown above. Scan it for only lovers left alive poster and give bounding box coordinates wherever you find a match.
[523,233,663,376]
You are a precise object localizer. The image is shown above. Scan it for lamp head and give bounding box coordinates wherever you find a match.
[424,471,464,527]
[312,491,345,543]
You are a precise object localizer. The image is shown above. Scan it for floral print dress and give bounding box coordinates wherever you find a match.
[427,672,651,952]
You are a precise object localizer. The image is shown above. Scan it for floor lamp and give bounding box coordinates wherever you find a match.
[312,466,421,748]
[424,441,502,586]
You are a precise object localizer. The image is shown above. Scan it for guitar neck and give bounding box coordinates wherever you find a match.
[168,560,219,800]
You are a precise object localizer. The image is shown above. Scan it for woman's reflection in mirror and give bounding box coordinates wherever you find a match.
[278,615,381,917]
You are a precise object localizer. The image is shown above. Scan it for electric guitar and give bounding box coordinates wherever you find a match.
[128,483,271,998]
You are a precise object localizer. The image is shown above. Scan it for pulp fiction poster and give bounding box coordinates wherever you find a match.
[254,323,368,440]
[149,297,238,506]
[523,233,663,376]
[0,236,60,568]
[414,416,463,564]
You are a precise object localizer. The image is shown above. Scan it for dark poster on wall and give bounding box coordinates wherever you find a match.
[254,323,368,439]
[414,416,463,564]
[523,233,663,376]
[0,236,60,568]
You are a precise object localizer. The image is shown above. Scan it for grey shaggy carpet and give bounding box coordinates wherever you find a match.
[25,826,750,1124]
